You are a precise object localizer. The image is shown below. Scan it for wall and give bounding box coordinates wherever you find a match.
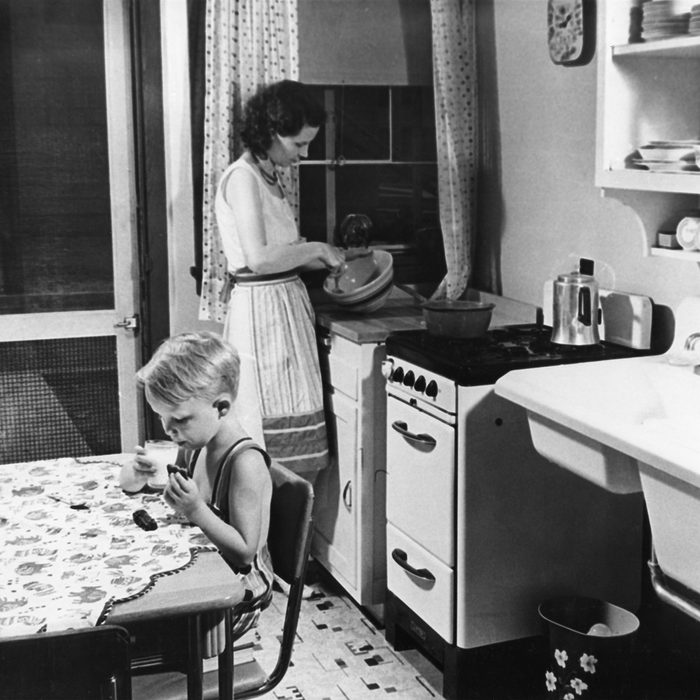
[475,0,700,325]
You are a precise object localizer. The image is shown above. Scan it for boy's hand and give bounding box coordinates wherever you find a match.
[133,445,157,478]
[163,472,206,521]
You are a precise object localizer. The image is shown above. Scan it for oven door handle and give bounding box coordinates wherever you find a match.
[390,421,437,451]
[391,548,435,583]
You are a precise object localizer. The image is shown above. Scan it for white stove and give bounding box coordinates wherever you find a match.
[382,324,649,698]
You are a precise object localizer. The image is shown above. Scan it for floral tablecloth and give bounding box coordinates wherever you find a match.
[0,455,216,637]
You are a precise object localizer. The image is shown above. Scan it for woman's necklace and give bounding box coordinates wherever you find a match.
[253,155,279,186]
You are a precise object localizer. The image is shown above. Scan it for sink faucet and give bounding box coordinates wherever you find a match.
[683,333,700,375]
[684,332,700,351]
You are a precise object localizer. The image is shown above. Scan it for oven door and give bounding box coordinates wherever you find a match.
[386,394,455,567]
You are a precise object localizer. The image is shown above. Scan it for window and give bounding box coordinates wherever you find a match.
[299,86,444,284]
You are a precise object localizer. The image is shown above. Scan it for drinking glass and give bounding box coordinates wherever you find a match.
[144,439,179,489]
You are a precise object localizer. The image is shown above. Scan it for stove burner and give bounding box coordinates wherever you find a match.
[386,323,649,386]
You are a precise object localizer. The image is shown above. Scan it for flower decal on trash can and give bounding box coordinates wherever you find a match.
[546,648,597,697]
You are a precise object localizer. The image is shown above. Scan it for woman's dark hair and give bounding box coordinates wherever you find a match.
[241,79,326,157]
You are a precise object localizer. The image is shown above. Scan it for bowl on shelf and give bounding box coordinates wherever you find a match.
[323,250,394,312]
[638,145,696,162]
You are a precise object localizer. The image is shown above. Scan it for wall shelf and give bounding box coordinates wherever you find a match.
[650,247,700,261]
[612,35,700,60]
[598,169,700,195]
[596,1,700,257]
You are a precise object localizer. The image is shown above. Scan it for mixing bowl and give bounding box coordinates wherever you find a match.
[323,250,393,307]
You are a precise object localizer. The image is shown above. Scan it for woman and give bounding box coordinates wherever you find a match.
[215,79,343,484]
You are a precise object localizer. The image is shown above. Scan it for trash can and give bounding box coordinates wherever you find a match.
[539,596,640,700]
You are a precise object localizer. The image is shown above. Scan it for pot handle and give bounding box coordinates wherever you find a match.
[394,283,427,306]
[577,287,592,326]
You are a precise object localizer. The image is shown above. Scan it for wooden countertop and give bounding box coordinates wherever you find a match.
[315,295,424,343]
[315,288,540,344]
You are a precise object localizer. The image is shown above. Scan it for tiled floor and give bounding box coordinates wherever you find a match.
[247,569,444,699]
[246,564,700,700]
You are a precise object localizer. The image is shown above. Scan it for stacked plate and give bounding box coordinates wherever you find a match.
[641,0,690,40]
[323,250,394,313]
[690,4,700,33]
[632,140,700,173]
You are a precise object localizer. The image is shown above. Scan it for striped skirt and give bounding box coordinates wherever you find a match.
[223,273,329,477]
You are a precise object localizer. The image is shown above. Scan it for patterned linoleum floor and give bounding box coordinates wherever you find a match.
[242,570,443,700]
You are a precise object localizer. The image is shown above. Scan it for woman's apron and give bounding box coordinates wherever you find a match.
[223,269,329,479]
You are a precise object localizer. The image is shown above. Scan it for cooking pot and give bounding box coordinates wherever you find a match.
[551,271,601,346]
[397,285,494,338]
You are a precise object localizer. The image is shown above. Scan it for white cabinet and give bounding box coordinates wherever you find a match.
[596,0,700,257]
[312,330,387,618]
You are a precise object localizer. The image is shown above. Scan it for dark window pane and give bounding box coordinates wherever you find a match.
[0,0,113,314]
[336,87,389,160]
[392,86,437,162]
[335,165,439,246]
[306,85,327,161]
[0,336,120,462]
[299,164,328,243]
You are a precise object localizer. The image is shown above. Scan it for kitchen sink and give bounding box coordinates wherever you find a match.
[495,296,700,595]
[495,353,700,493]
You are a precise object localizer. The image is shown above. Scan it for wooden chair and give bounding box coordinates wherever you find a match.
[132,461,315,699]
[0,624,132,700]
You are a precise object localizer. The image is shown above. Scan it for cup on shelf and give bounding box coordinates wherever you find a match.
[144,439,179,489]
[675,216,700,251]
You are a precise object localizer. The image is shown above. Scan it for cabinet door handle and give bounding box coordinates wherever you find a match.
[390,420,436,452]
[391,548,435,583]
[342,480,352,509]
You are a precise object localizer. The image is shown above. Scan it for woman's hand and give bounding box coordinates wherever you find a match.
[163,472,207,522]
[316,242,346,271]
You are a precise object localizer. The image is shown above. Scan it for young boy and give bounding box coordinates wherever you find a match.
[130,331,274,637]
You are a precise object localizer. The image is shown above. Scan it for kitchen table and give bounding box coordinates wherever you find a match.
[0,453,243,700]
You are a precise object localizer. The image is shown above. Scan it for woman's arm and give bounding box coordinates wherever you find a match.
[223,166,345,274]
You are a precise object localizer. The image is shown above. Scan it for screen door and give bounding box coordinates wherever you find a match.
[0,0,141,462]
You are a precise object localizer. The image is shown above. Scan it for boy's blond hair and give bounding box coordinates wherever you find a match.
[137,331,240,406]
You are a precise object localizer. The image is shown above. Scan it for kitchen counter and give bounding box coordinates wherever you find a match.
[314,287,540,344]
[315,293,424,343]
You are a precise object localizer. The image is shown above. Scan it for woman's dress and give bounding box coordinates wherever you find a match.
[215,156,329,479]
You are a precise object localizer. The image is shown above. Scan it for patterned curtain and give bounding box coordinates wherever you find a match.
[430,0,477,300]
[198,0,299,322]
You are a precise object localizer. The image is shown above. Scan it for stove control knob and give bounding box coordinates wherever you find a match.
[391,366,404,383]
[403,370,415,388]
[425,380,438,398]
[381,360,394,379]
[414,375,426,393]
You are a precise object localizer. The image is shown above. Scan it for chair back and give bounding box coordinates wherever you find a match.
[267,461,315,585]
[0,624,131,700]
[238,461,314,698]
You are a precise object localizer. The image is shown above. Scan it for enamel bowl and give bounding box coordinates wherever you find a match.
[324,250,393,306]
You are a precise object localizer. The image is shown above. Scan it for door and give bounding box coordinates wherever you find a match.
[0,0,141,462]
[313,388,359,591]
[386,395,456,566]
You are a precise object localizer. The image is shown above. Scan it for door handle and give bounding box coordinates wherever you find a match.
[390,421,436,452]
[114,314,139,332]
[342,480,352,509]
[391,548,435,582]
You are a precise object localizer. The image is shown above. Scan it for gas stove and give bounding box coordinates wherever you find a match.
[383,322,647,699]
[385,323,650,387]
